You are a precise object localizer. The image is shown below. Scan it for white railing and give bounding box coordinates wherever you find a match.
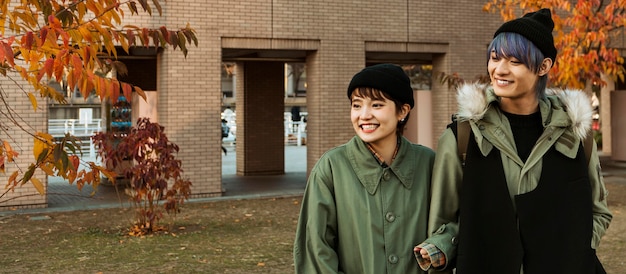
[284,112,307,146]
[222,110,309,146]
[48,119,103,157]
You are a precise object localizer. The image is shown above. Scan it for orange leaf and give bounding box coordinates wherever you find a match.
[83,47,91,64]
[3,42,14,66]
[18,66,28,79]
[69,155,80,172]
[111,80,120,103]
[4,141,17,162]
[43,58,54,79]
[0,43,5,63]
[71,54,83,70]
[94,166,117,183]
[85,0,100,14]
[8,171,19,186]
[54,54,65,81]
[71,55,82,82]
[119,33,129,53]
[66,69,76,91]
[134,86,146,101]
[36,69,45,82]
[98,77,107,98]
[122,83,132,101]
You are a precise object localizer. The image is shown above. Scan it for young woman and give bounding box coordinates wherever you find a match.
[293,63,435,273]
[415,9,612,274]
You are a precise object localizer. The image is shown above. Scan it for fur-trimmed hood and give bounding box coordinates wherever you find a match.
[455,83,593,140]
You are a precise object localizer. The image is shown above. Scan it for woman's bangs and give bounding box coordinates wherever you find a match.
[352,87,387,101]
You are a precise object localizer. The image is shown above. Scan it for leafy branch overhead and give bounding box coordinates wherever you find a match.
[0,0,197,200]
[483,0,626,89]
[0,0,197,106]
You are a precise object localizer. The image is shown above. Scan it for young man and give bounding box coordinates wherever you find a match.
[415,9,612,274]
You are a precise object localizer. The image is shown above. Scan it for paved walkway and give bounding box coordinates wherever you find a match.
[5,146,626,215]
[7,145,308,215]
[599,154,626,186]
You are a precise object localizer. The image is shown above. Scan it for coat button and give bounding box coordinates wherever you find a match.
[451,236,458,245]
[383,170,391,181]
[388,255,398,264]
[385,212,396,222]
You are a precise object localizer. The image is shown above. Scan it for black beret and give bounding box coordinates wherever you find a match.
[494,8,557,62]
[347,63,414,108]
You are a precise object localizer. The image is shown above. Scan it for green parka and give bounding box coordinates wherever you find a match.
[294,136,435,274]
[423,83,613,271]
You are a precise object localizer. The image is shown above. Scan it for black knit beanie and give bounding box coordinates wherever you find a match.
[493,8,557,62]
[347,63,414,109]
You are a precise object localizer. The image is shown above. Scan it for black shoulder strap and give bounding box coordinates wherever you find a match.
[457,120,470,166]
[583,130,593,166]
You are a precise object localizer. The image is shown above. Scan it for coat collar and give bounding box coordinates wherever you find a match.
[346,136,415,195]
[455,83,592,140]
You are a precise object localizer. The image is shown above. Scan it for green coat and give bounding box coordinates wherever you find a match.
[423,84,613,271]
[294,136,435,274]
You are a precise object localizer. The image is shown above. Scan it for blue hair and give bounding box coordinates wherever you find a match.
[487,32,548,97]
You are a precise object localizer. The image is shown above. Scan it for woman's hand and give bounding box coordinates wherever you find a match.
[414,244,446,269]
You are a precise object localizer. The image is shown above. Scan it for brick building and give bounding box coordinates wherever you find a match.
[2,1,623,209]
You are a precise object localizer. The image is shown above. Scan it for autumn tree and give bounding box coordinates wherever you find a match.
[0,1,197,201]
[483,0,626,89]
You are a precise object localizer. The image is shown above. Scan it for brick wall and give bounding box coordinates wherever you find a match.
[0,77,48,209]
[0,0,516,208]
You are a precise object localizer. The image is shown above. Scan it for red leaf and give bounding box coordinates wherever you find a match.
[127,29,136,45]
[160,26,169,43]
[40,27,48,45]
[141,28,149,46]
[151,31,160,47]
[23,32,34,50]
[128,1,138,15]
[169,31,178,49]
